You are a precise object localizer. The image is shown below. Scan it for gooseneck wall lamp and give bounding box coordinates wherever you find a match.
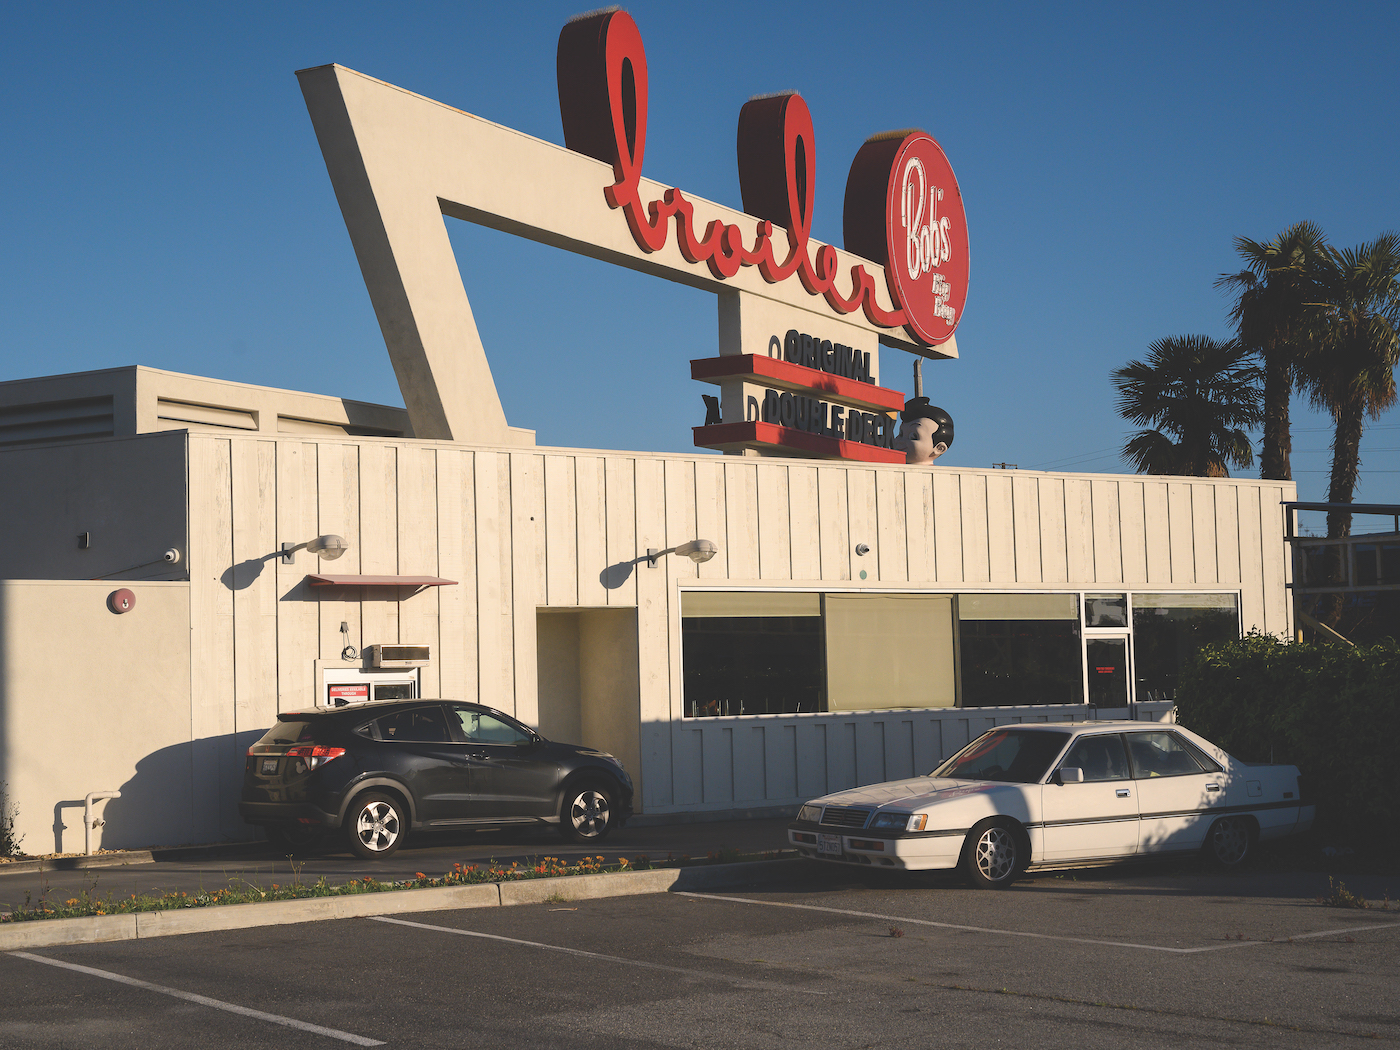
[281,534,350,565]
[646,538,719,568]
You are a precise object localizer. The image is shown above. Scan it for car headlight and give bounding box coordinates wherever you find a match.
[797,804,823,823]
[870,812,928,832]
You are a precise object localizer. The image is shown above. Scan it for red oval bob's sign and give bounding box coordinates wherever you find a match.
[885,133,969,345]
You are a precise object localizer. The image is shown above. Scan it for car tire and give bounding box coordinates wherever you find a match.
[560,781,615,843]
[961,818,1023,889]
[265,824,324,854]
[1203,816,1252,869]
[345,792,407,860]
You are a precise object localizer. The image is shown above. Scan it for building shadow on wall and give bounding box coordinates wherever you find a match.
[77,730,267,852]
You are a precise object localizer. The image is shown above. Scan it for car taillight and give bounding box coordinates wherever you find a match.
[285,745,346,769]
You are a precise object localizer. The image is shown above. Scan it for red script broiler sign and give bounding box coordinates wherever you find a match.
[556,10,969,349]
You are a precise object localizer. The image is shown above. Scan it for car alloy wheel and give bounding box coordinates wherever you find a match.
[1206,816,1251,869]
[963,819,1022,889]
[347,793,405,859]
[562,784,613,842]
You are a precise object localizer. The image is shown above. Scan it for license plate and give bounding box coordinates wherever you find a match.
[817,833,843,857]
[260,758,279,776]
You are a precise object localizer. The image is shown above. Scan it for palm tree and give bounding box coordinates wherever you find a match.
[1112,336,1262,477]
[1298,232,1400,540]
[1215,222,1328,481]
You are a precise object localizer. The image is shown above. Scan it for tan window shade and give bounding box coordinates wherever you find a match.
[1133,593,1239,610]
[958,593,1079,621]
[681,591,822,618]
[824,595,956,711]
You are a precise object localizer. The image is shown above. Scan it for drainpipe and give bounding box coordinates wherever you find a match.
[84,791,121,856]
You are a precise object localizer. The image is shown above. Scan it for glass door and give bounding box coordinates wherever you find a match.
[1085,635,1131,708]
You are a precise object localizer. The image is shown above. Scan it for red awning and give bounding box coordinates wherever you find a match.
[306,575,457,587]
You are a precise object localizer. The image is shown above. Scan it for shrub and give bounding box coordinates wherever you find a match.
[1175,633,1400,853]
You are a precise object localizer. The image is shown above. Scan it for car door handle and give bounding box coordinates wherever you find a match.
[1206,784,1221,792]
[467,751,491,761]
[1116,788,1131,798]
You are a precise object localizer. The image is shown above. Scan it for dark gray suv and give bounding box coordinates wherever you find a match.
[239,699,633,858]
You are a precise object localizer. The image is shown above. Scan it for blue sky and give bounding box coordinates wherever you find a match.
[3,2,1398,517]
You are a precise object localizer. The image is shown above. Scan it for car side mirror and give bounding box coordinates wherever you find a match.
[1058,767,1085,784]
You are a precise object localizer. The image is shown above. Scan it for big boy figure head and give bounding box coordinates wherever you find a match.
[895,398,954,465]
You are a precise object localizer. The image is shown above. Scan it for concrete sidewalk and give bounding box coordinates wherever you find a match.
[0,816,795,912]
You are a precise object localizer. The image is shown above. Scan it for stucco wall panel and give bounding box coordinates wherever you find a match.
[0,581,192,852]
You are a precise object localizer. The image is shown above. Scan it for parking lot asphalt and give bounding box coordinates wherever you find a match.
[0,817,794,912]
[3,861,1398,1049]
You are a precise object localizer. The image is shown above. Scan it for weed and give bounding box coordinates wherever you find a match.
[888,926,905,938]
[1317,876,1370,909]
[0,783,23,858]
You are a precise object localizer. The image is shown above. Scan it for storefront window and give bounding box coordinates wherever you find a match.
[682,592,824,717]
[679,589,1239,716]
[1131,594,1240,700]
[957,594,1084,707]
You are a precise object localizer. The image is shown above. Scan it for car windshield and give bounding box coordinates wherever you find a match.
[931,729,1070,784]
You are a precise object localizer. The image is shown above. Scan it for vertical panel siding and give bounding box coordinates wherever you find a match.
[357,444,399,650]
[846,469,877,581]
[694,460,727,581]
[932,472,962,583]
[1091,480,1123,583]
[573,457,608,606]
[1064,478,1093,582]
[816,466,850,580]
[276,441,318,708]
[1167,482,1195,584]
[1037,476,1068,584]
[473,452,507,709]
[435,448,468,702]
[1143,482,1171,583]
[230,440,279,742]
[1260,485,1289,635]
[1214,484,1241,586]
[722,461,759,581]
[399,447,441,696]
[1191,483,1218,583]
[875,471,908,583]
[543,456,578,606]
[510,454,545,724]
[985,474,1015,583]
[904,472,935,584]
[1011,475,1041,583]
[787,464,821,580]
[187,437,235,836]
[755,463,792,580]
[1119,481,1147,584]
[959,473,990,582]
[634,456,668,810]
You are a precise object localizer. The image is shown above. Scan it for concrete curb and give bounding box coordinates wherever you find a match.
[0,858,806,950]
[0,853,157,875]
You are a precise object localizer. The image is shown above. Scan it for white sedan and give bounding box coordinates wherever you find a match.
[788,721,1314,888]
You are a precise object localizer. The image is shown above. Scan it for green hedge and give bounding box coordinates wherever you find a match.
[1175,634,1400,851]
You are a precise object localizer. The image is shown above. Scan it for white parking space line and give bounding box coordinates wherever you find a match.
[677,892,1400,955]
[367,915,825,995]
[8,952,385,1046]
